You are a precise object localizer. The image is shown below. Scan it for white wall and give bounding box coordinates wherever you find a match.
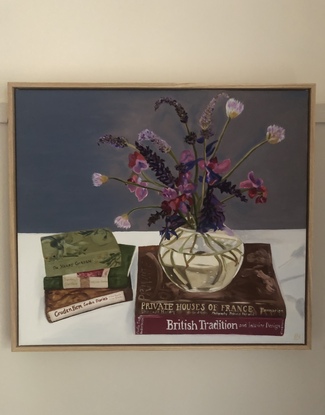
[0,1,324,414]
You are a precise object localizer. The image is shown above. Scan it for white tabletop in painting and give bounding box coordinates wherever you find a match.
[17,230,307,346]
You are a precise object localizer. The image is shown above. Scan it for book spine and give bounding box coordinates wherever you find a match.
[138,300,286,318]
[44,274,109,290]
[46,290,127,322]
[43,273,131,290]
[135,315,285,336]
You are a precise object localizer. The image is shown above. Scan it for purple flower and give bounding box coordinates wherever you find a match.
[114,214,131,229]
[159,214,187,240]
[176,172,196,194]
[200,97,217,131]
[198,188,225,233]
[92,173,108,187]
[184,132,197,144]
[154,97,188,123]
[162,188,178,201]
[97,134,128,148]
[266,125,285,144]
[147,209,169,227]
[216,180,248,202]
[135,142,176,187]
[138,129,171,153]
[226,98,244,119]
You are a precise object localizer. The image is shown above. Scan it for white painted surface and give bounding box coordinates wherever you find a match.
[17,230,306,346]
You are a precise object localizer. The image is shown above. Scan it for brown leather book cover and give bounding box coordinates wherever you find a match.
[135,244,286,335]
[45,285,133,323]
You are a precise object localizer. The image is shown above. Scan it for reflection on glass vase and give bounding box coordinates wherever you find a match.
[158,226,244,293]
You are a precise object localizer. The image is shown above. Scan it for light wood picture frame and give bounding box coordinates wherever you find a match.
[8,83,314,351]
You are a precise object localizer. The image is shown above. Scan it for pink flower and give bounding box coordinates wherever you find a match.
[240,171,264,189]
[266,125,285,144]
[198,158,231,185]
[180,149,195,164]
[161,186,193,215]
[176,171,196,194]
[199,158,231,174]
[92,173,108,187]
[114,214,131,229]
[128,152,148,174]
[240,171,267,204]
[127,175,148,202]
[161,194,192,214]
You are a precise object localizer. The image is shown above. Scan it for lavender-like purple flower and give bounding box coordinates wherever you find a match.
[147,209,168,227]
[198,188,225,233]
[138,129,171,153]
[159,215,187,240]
[200,93,230,134]
[135,142,176,187]
[97,134,128,148]
[154,97,188,123]
[200,97,217,130]
[184,132,197,145]
[216,179,248,202]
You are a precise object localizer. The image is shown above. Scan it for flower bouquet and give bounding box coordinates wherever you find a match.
[92,94,285,292]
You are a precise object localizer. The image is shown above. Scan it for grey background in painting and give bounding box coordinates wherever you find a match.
[14,87,310,233]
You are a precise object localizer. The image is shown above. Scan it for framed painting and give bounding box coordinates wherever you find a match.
[8,83,314,351]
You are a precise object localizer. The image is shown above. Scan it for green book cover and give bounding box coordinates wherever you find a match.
[41,228,121,277]
[43,244,136,290]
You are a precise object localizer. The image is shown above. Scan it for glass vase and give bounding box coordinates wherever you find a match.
[158,226,244,293]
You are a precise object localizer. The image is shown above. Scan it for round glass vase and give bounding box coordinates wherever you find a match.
[158,226,244,293]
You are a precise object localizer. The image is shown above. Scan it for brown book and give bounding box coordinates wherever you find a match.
[135,244,286,335]
[45,285,133,322]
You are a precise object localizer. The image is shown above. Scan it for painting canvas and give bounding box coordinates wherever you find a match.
[8,83,314,350]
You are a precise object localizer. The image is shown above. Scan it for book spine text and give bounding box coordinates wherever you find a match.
[135,315,285,336]
[47,291,126,322]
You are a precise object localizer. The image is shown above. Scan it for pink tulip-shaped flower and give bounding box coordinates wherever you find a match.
[226,98,244,119]
[266,125,285,144]
[92,173,108,187]
[114,214,131,229]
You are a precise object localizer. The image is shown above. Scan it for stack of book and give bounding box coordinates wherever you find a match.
[135,244,286,336]
[41,228,135,322]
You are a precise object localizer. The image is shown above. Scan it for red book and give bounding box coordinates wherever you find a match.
[136,315,285,335]
[135,244,286,335]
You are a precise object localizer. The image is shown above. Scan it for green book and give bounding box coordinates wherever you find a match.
[43,244,136,290]
[41,228,121,277]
